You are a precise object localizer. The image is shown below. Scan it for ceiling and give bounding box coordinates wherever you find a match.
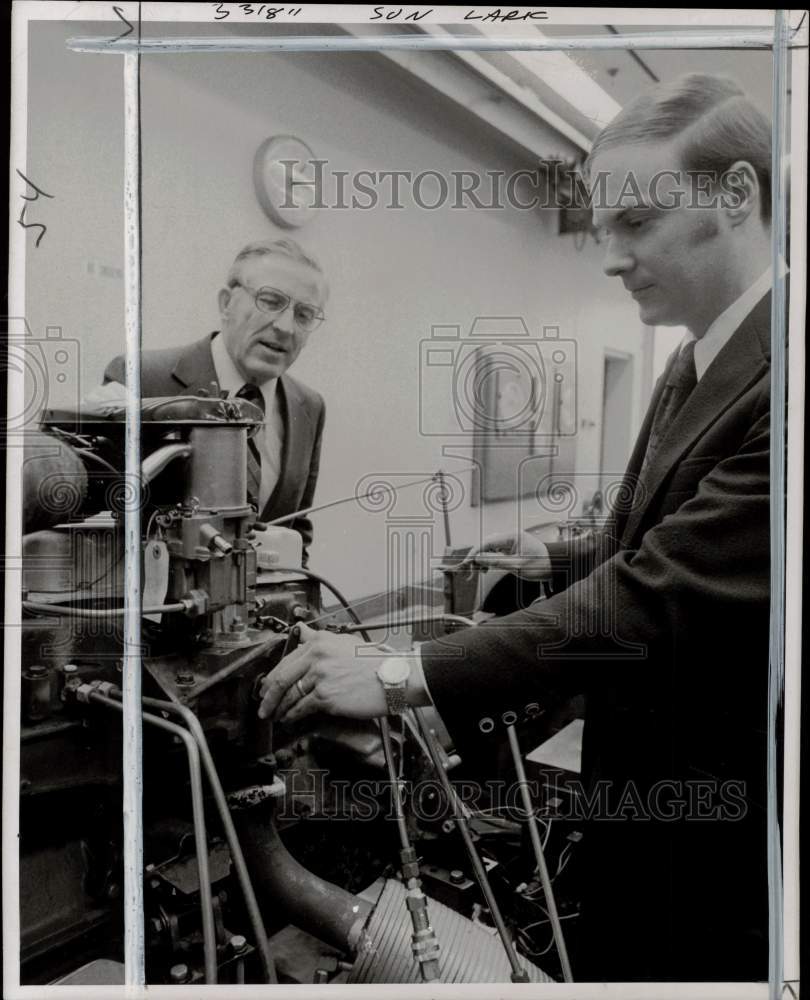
[538,24,777,119]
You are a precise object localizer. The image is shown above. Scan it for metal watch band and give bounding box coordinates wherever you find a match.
[383,684,408,716]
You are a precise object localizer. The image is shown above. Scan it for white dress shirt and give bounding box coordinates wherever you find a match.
[683,264,780,381]
[211,332,284,511]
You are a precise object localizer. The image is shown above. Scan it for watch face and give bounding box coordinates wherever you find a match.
[380,658,411,685]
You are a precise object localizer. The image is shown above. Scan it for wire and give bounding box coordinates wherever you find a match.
[517,912,580,963]
[519,912,579,935]
[271,566,371,643]
[554,844,572,876]
[516,929,557,960]
[262,467,476,530]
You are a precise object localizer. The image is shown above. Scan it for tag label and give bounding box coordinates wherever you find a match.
[143,540,170,623]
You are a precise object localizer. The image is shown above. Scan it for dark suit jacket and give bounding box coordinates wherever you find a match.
[421,293,773,981]
[104,333,325,560]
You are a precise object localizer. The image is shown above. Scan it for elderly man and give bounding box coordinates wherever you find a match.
[104,238,327,560]
[258,75,778,982]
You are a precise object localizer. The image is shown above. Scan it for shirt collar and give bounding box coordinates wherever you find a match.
[211,332,277,409]
[681,262,783,380]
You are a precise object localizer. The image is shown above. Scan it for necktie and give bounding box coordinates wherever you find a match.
[235,383,265,510]
[637,340,698,488]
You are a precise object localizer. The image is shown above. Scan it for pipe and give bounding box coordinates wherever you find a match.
[89,693,218,984]
[23,600,187,618]
[141,443,192,484]
[335,614,477,633]
[412,708,529,982]
[506,722,573,982]
[231,801,371,954]
[138,694,277,984]
[379,717,410,851]
[379,716,441,983]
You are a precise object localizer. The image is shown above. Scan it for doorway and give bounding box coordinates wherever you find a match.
[599,351,634,497]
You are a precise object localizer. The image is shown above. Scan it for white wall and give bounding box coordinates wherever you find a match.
[26,22,649,601]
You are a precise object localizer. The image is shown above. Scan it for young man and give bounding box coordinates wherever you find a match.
[259,75,778,982]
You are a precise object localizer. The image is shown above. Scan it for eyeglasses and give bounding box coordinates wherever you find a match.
[231,281,325,332]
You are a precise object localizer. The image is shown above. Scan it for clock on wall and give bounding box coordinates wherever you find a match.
[253,135,319,229]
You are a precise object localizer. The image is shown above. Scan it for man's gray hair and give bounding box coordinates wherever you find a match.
[227,238,326,287]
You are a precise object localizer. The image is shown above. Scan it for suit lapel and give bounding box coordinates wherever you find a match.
[260,375,314,522]
[613,360,673,540]
[172,333,221,396]
[621,293,771,545]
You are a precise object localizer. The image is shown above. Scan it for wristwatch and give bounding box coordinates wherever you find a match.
[376,657,411,715]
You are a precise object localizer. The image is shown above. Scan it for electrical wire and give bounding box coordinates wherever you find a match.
[519,912,579,935]
[517,913,580,963]
[270,566,371,641]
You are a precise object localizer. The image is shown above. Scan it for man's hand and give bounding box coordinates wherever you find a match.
[461,530,553,582]
[257,623,388,723]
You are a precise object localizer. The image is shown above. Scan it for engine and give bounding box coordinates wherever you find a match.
[18,395,579,986]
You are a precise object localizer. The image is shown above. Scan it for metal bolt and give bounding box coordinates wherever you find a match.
[63,663,78,675]
[229,934,247,955]
[169,963,190,984]
[175,671,195,687]
[449,869,465,885]
[27,664,47,677]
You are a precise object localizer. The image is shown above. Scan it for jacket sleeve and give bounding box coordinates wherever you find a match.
[420,388,770,758]
[544,522,620,595]
[287,396,325,566]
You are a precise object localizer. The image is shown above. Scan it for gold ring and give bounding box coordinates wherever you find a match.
[296,678,307,699]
